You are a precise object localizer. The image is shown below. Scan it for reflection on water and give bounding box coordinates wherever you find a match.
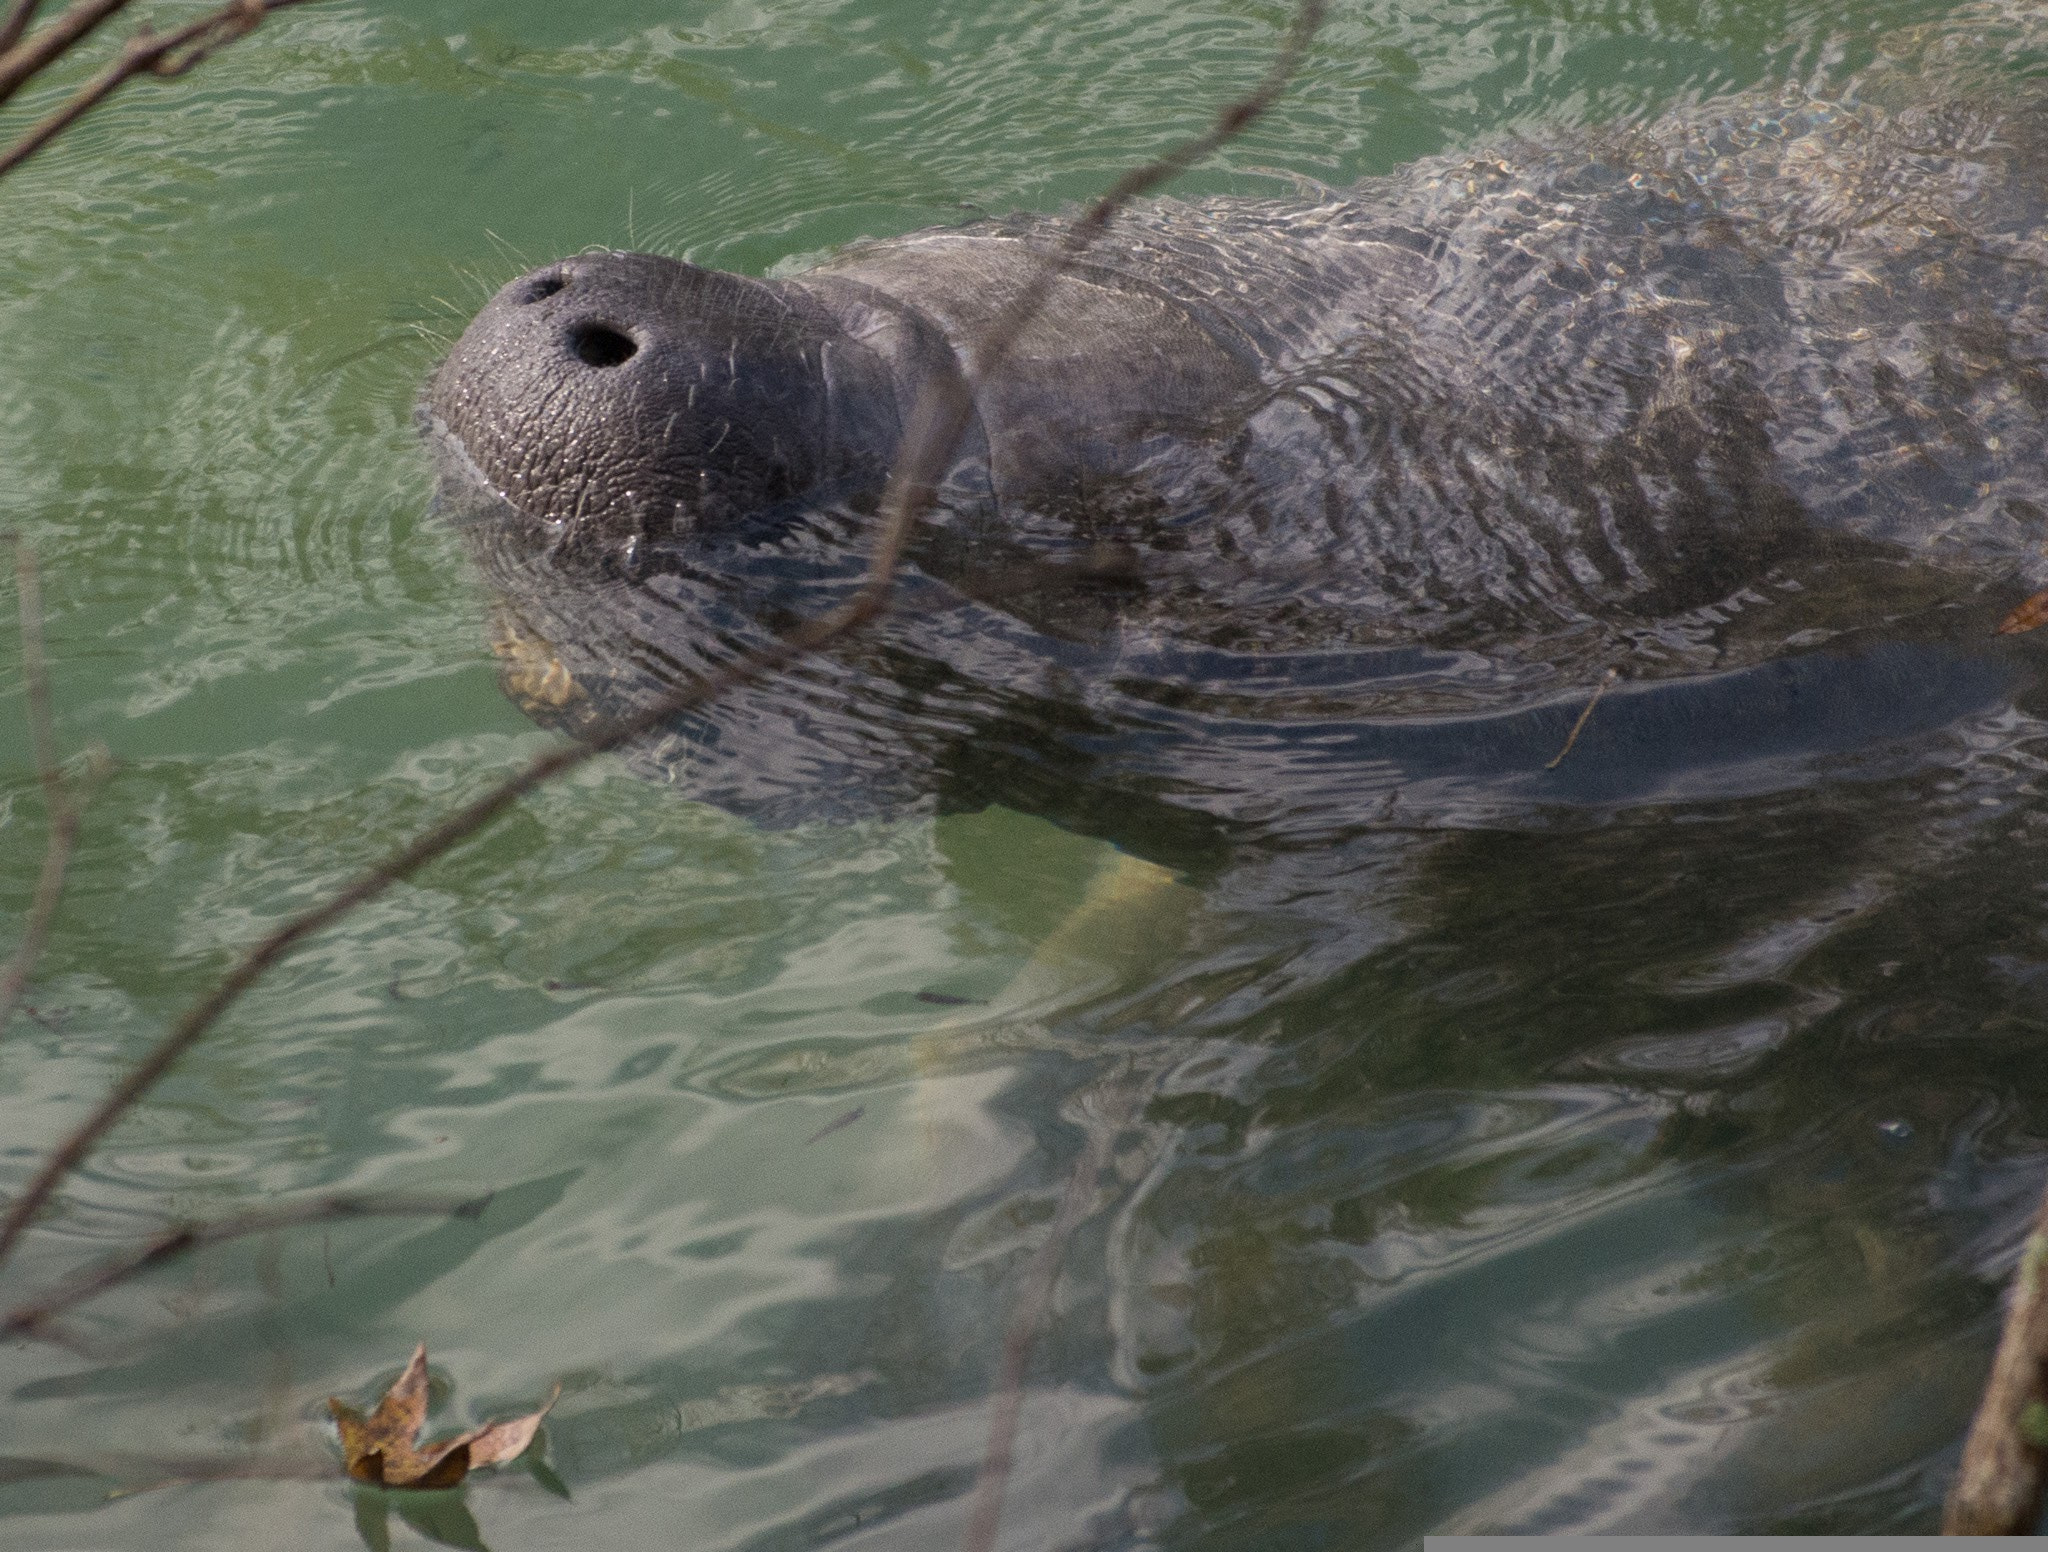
[7,0,2048,1548]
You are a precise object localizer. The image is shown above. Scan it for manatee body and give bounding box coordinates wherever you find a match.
[426,83,2048,852]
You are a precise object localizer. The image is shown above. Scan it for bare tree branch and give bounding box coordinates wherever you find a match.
[956,14,1327,1546]
[0,538,104,1041]
[871,0,1327,556]
[0,0,46,59]
[0,0,1325,1279]
[1545,665,1620,770]
[11,541,57,814]
[962,1078,1142,1552]
[0,531,849,1276]
[0,537,67,1036]
[2,1191,489,1342]
[0,1447,335,1496]
[1947,1186,2048,1532]
[0,0,327,180]
[0,0,131,109]
[95,1450,335,1491]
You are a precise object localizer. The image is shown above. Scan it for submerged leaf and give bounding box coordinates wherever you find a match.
[1997,589,2048,634]
[328,1347,555,1490]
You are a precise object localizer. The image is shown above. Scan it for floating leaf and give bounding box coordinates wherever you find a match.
[462,1398,558,1472]
[328,1345,556,1490]
[1997,589,2048,634]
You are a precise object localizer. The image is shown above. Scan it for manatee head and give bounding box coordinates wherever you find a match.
[423,251,905,557]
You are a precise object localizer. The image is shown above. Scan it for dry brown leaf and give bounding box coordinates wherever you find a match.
[328,1345,556,1489]
[463,1388,560,1471]
[1998,589,2048,635]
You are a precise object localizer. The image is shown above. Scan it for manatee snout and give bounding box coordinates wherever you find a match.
[425,250,901,544]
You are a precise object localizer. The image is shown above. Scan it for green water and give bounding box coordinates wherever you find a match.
[3,0,2047,1546]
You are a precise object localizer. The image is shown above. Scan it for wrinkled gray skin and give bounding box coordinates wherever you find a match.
[426,79,2048,857]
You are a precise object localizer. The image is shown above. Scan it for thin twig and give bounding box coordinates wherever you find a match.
[0,539,102,1040]
[1545,666,1620,770]
[1947,1185,2048,1533]
[101,1451,335,1492]
[0,0,44,58]
[0,0,1325,1280]
[872,0,1328,540]
[0,0,130,109]
[0,0,327,180]
[962,1076,1144,1552]
[0,809,76,1039]
[11,541,58,812]
[931,11,1346,1461]
[0,1447,333,1498]
[2,1191,489,1342]
[0,538,67,1037]
[0,614,818,1273]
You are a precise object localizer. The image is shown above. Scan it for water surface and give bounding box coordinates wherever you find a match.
[3,0,2048,1546]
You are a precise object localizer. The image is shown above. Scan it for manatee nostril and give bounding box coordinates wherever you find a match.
[517,271,568,305]
[568,321,638,369]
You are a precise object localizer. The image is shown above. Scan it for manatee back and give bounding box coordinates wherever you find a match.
[464,52,2048,851]
[845,87,2048,668]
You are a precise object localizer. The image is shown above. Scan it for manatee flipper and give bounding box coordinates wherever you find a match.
[985,848,1190,1014]
[908,846,1192,1157]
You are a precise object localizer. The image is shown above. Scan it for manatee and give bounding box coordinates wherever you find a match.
[424,72,2048,858]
